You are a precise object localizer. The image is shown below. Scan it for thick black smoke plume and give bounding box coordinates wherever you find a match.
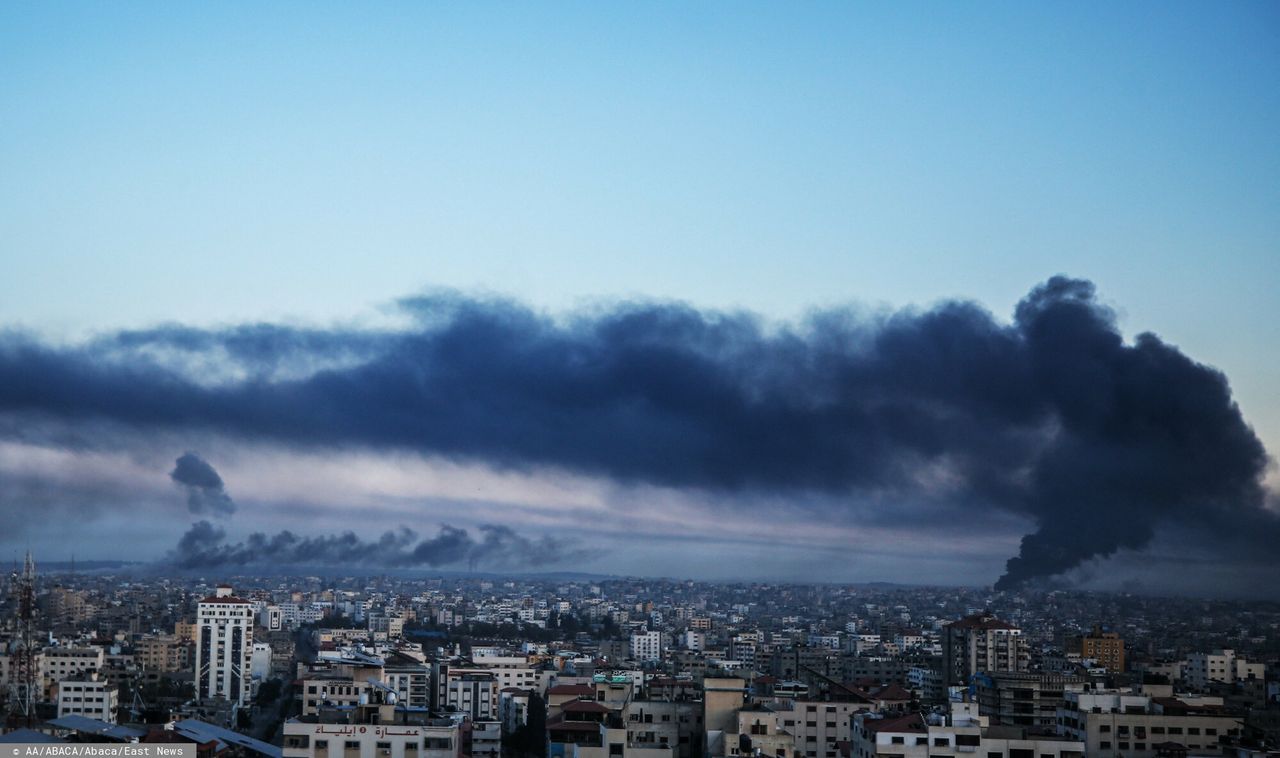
[0,277,1274,587]
[170,520,576,570]
[170,452,236,516]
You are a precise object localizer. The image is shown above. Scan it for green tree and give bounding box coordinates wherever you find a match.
[505,693,547,758]
[256,679,283,706]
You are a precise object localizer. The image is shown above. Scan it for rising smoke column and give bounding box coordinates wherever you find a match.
[170,452,236,516]
[170,520,580,570]
[1,277,1274,587]
[994,278,1271,588]
[164,456,584,570]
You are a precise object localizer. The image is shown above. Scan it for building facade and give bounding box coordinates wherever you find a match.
[194,584,255,706]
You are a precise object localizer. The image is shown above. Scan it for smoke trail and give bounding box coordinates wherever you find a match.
[1,277,1273,587]
[170,520,580,570]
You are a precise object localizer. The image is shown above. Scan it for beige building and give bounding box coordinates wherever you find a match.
[46,587,92,627]
[1070,626,1125,673]
[136,634,193,672]
[175,620,198,643]
[624,699,702,758]
[1056,687,1243,758]
[729,699,871,758]
[705,677,748,736]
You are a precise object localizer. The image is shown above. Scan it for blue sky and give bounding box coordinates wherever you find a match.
[1,2,1278,590]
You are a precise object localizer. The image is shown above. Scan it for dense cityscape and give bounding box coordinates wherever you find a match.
[3,5,1278,758]
[1,559,1276,758]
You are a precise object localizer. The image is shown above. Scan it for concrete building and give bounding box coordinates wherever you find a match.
[56,671,117,723]
[704,677,748,744]
[975,671,1088,728]
[742,699,870,758]
[906,667,944,705]
[470,651,553,696]
[384,656,432,710]
[499,687,531,734]
[1056,687,1244,758]
[1070,627,1125,673]
[40,647,104,697]
[283,685,464,758]
[302,675,379,716]
[632,632,665,663]
[259,605,283,632]
[940,613,1028,687]
[443,670,498,720]
[624,699,702,758]
[1184,650,1265,692]
[683,632,706,653]
[135,634,192,673]
[194,584,255,706]
[852,702,1084,758]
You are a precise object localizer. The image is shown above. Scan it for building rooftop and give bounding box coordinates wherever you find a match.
[948,613,1017,631]
[863,713,927,735]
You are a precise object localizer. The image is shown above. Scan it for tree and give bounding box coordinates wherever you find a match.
[504,693,547,758]
[256,679,283,706]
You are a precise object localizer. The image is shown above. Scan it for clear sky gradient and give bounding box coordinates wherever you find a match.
[1,3,1278,585]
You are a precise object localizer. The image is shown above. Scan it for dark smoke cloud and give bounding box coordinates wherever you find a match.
[170,452,236,516]
[0,277,1275,587]
[170,520,579,570]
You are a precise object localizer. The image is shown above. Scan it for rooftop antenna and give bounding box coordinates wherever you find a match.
[6,550,38,728]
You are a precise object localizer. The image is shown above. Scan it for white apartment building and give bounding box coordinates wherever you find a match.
[444,671,499,720]
[283,709,462,758]
[632,631,665,662]
[40,647,104,696]
[852,703,1084,758]
[195,584,255,705]
[1184,649,1266,691]
[684,631,706,652]
[941,614,1028,686]
[56,671,117,723]
[259,605,284,631]
[469,652,554,695]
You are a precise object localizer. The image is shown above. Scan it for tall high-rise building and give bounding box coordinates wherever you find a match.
[941,612,1028,687]
[194,584,254,705]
